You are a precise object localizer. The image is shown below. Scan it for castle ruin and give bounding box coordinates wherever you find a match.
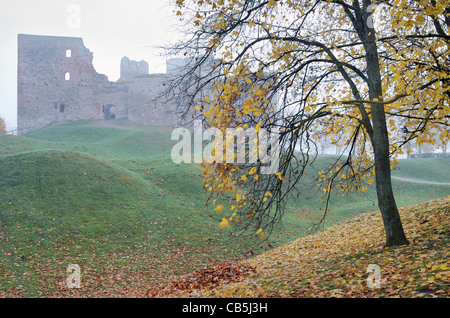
[17,34,184,135]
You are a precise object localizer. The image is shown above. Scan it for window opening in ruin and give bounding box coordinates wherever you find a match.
[60,104,65,113]
[66,49,71,57]
[65,72,71,81]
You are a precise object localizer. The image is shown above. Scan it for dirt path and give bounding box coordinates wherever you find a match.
[392,176,450,186]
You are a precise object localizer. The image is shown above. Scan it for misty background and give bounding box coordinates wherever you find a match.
[0,0,181,131]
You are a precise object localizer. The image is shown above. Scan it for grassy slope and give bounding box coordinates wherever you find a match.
[0,150,245,296]
[0,123,243,297]
[150,197,450,298]
[276,155,450,243]
[0,120,449,297]
[391,157,450,183]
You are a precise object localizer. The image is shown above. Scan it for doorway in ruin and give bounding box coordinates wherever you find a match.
[103,104,116,120]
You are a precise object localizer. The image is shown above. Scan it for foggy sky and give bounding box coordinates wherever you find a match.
[0,0,181,130]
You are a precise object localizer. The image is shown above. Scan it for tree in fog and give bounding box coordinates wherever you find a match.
[167,0,449,247]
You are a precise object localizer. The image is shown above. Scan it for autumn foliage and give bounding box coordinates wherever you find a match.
[146,261,257,297]
[170,0,449,246]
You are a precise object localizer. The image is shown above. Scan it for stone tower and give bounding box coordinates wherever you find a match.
[118,56,149,82]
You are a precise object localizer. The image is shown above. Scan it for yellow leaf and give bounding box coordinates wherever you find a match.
[215,205,223,213]
[255,121,262,133]
[219,217,230,227]
[440,263,449,270]
[256,228,265,238]
[415,15,425,24]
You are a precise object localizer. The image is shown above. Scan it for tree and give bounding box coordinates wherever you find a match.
[0,116,6,135]
[168,0,449,247]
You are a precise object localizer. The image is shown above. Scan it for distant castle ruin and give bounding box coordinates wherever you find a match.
[17,34,191,135]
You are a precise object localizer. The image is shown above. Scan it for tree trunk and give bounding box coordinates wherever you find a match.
[371,112,410,247]
[362,14,409,246]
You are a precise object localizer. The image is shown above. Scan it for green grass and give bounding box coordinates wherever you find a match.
[254,155,450,244]
[391,157,450,183]
[22,120,176,159]
[0,123,243,296]
[0,120,449,297]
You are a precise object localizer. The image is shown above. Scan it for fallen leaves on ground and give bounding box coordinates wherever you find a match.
[0,236,237,298]
[146,261,257,297]
[149,196,449,298]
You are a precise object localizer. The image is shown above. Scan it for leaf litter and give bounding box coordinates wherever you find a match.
[147,196,449,298]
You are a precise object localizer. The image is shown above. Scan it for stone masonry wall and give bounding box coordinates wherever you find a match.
[118,56,149,82]
[17,34,180,135]
[17,34,110,134]
[127,74,178,127]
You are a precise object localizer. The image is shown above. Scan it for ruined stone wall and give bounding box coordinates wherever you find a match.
[127,74,178,127]
[99,81,129,119]
[118,56,149,82]
[17,34,181,135]
[17,34,111,134]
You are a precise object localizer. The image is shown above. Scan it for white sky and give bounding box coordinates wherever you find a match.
[0,0,182,130]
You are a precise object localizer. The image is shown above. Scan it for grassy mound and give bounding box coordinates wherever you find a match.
[0,120,448,297]
[0,149,240,297]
